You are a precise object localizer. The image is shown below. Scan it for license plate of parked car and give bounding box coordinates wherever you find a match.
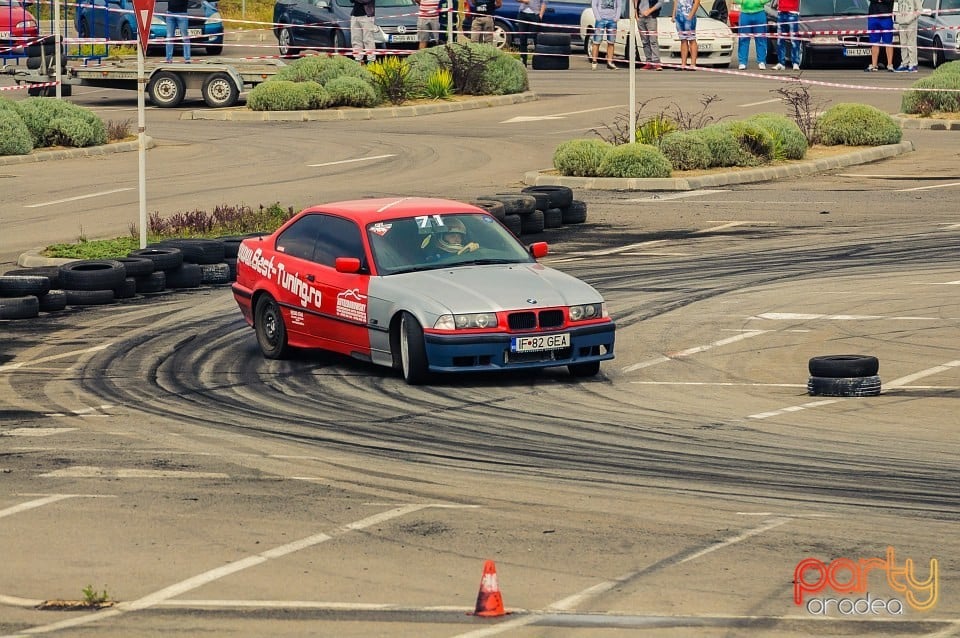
[843,47,870,56]
[511,333,570,352]
[390,34,418,42]
[0,31,11,38]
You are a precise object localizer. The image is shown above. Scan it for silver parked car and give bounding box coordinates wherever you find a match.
[918,0,960,66]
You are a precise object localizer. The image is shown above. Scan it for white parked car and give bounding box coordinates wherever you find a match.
[580,0,734,68]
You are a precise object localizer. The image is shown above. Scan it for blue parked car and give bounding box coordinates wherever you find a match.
[272,0,420,56]
[468,0,588,49]
[75,0,224,56]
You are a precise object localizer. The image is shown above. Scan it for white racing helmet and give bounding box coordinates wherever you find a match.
[436,218,467,254]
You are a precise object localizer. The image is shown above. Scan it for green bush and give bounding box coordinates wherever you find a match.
[901,73,960,115]
[553,138,611,176]
[367,56,416,105]
[932,60,960,75]
[747,113,808,160]
[597,143,672,178]
[659,130,712,170]
[298,81,331,109]
[720,120,775,165]
[0,109,33,156]
[246,80,313,111]
[13,98,106,148]
[325,76,381,107]
[423,68,455,99]
[273,54,373,86]
[697,124,750,167]
[817,103,902,146]
[477,54,528,95]
[636,115,677,146]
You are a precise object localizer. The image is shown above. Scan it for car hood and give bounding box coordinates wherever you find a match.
[0,7,35,26]
[390,263,603,313]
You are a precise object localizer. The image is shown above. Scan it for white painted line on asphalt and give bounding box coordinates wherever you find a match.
[307,154,395,168]
[884,360,960,389]
[631,382,805,388]
[0,504,469,637]
[622,330,770,373]
[39,466,229,479]
[627,190,728,201]
[0,495,76,520]
[748,399,840,420]
[24,188,133,208]
[739,98,781,107]
[750,312,939,321]
[1,428,77,437]
[571,239,667,257]
[897,181,960,192]
[0,344,113,373]
[621,252,691,257]
[501,104,622,123]
[452,518,792,638]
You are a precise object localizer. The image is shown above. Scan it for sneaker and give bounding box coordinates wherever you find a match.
[738,64,746,70]
[893,65,910,72]
[773,62,785,70]
[641,63,653,70]
[654,64,663,71]
[164,58,173,63]
[864,64,878,72]
[591,62,597,70]
[908,66,918,72]
[792,63,800,70]
[758,62,766,70]
[607,62,617,70]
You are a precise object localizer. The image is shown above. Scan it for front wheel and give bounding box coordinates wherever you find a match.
[568,361,600,378]
[201,72,239,108]
[399,312,429,385]
[205,44,223,55]
[492,20,511,50]
[255,295,289,359]
[120,21,134,45]
[932,36,946,67]
[332,30,346,54]
[278,27,301,56]
[147,70,185,107]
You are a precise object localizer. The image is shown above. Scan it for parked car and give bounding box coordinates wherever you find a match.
[232,197,616,384]
[0,0,39,55]
[272,0,420,56]
[480,0,589,49]
[75,0,224,55]
[918,0,960,66]
[580,0,735,67]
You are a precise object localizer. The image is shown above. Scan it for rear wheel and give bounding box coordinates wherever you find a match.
[255,295,289,359]
[120,22,134,45]
[932,36,946,67]
[278,27,301,56]
[492,19,512,50]
[147,71,185,107]
[201,72,239,108]
[399,312,429,385]
[205,43,223,55]
[333,30,347,54]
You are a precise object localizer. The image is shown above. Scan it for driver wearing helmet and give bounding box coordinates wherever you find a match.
[422,217,479,260]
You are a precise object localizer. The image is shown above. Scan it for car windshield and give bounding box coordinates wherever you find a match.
[941,0,960,10]
[367,213,536,275]
[800,0,868,15]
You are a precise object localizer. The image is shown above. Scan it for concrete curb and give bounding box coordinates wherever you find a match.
[181,91,539,121]
[523,141,916,192]
[0,136,155,167]
[894,114,960,130]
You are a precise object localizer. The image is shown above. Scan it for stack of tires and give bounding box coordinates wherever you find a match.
[806,355,881,397]
[472,185,588,237]
[0,273,63,320]
[532,33,572,71]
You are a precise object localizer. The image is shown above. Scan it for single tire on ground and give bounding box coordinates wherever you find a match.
[0,275,51,297]
[808,354,879,378]
[38,289,67,312]
[807,375,882,397]
[536,32,572,47]
[65,289,116,306]
[522,185,574,209]
[59,260,126,291]
[199,262,231,285]
[562,200,588,224]
[0,295,39,320]
[128,247,183,271]
[519,209,545,234]
[544,207,564,229]
[115,257,155,278]
[531,47,571,70]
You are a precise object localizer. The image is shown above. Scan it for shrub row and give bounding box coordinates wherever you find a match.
[0,96,108,156]
[901,60,960,115]
[553,105,900,179]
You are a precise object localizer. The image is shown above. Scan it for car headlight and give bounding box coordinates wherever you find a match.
[569,303,605,322]
[151,15,165,26]
[206,11,222,25]
[434,312,498,330]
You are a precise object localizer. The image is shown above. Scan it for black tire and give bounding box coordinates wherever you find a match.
[225,257,238,281]
[520,209,545,234]
[114,277,138,299]
[808,355,879,378]
[12,266,62,288]
[503,213,522,237]
[399,311,429,385]
[544,207,564,229]
[932,37,946,68]
[332,30,347,54]
[0,295,39,320]
[205,44,223,55]
[38,289,67,312]
[477,193,536,215]
[471,199,507,221]
[255,294,289,359]
[128,247,183,271]
[807,375,881,397]
[532,49,570,70]
[135,271,166,293]
[114,257,155,278]
[536,32,571,47]
[155,239,225,265]
[562,200,588,224]
[518,189,551,211]
[164,263,203,289]
[0,275,51,297]
[201,72,240,108]
[199,262,231,285]
[569,360,600,377]
[150,240,203,264]
[120,22,134,45]
[26,56,43,71]
[277,27,301,56]
[522,185,574,209]
[59,260,126,291]
[218,234,261,258]
[532,43,571,56]
[147,70,186,108]
[65,289,116,306]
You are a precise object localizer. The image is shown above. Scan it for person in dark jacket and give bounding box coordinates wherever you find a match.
[351,0,377,64]
[164,0,191,63]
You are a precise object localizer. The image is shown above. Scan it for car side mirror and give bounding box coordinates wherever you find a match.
[335,257,362,273]
[529,242,548,258]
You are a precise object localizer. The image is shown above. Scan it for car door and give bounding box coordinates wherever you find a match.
[917,0,939,61]
[272,213,328,345]
[290,0,335,49]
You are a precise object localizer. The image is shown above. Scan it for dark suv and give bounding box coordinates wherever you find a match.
[479,0,589,49]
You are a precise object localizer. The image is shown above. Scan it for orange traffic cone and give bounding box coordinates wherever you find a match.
[472,560,507,617]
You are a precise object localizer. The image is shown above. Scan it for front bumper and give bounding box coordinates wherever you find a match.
[423,322,615,373]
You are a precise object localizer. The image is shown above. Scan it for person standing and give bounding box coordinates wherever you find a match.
[637,0,662,70]
[351,0,377,65]
[894,0,920,72]
[672,0,700,70]
[772,0,801,70]
[415,0,441,49]
[736,0,770,70]
[864,0,894,71]
[164,0,191,63]
[516,0,546,67]
[591,0,623,70]
[470,0,501,44]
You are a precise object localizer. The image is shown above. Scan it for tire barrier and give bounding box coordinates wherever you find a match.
[807,355,881,397]
[476,185,588,236]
